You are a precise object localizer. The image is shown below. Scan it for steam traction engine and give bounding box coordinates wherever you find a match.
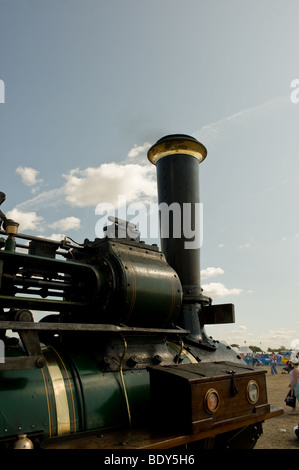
[0,135,282,449]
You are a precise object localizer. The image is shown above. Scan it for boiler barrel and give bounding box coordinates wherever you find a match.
[0,345,149,443]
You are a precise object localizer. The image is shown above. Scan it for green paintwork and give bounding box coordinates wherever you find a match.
[4,237,16,252]
[0,345,151,441]
[0,355,50,437]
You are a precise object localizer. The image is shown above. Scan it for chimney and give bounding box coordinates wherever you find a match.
[148,134,234,349]
[148,134,206,300]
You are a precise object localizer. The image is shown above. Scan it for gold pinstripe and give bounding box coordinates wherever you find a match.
[42,346,71,435]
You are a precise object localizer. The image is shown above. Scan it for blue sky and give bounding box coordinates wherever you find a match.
[0,0,299,349]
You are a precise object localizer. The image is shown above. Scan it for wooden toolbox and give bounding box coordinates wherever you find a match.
[148,361,270,434]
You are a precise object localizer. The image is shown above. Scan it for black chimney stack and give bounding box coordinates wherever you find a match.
[148,134,234,349]
[148,134,206,299]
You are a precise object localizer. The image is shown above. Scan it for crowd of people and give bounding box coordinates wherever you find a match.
[283,354,299,441]
[241,350,299,441]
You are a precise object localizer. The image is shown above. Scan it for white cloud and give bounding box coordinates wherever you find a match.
[127,142,151,159]
[201,267,224,280]
[13,143,157,213]
[63,162,156,208]
[16,166,43,187]
[257,329,297,349]
[6,208,44,232]
[46,233,66,241]
[49,216,81,231]
[233,325,247,333]
[207,323,299,351]
[200,266,241,297]
[202,282,242,298]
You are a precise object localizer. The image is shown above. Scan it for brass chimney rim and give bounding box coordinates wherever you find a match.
[147,134,207,165]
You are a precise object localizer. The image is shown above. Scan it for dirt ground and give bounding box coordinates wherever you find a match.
[254,365,299,449]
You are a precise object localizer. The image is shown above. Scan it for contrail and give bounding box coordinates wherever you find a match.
[193,95,289,148]
[15,187,66,212]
